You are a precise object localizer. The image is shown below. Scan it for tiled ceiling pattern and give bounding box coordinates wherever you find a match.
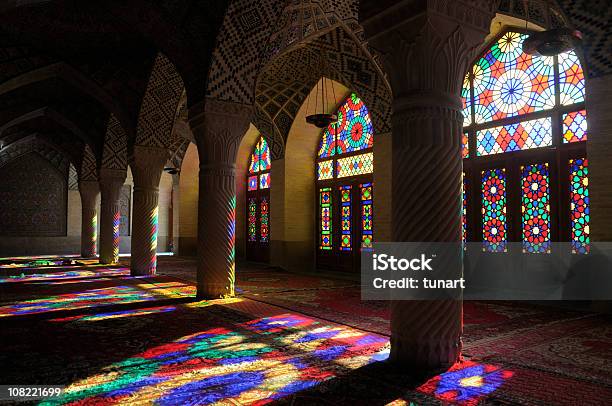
[253,0,391,159]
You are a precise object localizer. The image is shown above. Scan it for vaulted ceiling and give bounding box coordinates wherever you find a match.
[0,0,609,173]
[0,0,230,172]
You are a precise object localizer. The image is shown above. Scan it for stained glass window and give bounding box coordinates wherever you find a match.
[558,51,585,105]
[318,93,373,159]
[248,198,257,242]
[246,135,271,249]
[361,183,373,250]
[249,136,271,174]
[472,32,555,124]
[316,93,374,263]
[336,152,374,178]
[521,163,551,253]
[462,133,469,159]
[563,110,587,143]
[340,186,352,251]
[482,169,507,253]
[461,73,472,127]
[477,117,552,156]
[320,188,332,250]
[259,173,270,189]
[317,160,334,180]
[260,197,269,243]
[463,28,587,255]
[570,158,589,254]
[248,176,258,191]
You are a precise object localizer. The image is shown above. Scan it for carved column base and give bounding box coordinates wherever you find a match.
[196,165,236,299]
[130,189,160,275]
[389,300,462,371]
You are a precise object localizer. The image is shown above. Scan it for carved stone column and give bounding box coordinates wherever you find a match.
[361,0,496,370]
[189,98,252,299]
[78,180,100,258]
[99,168,126,264]
[129,145,168,275]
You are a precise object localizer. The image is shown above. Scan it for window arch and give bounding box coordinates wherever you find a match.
[462,29,589,254]
[316,92,374,272]
[246,136,271,262]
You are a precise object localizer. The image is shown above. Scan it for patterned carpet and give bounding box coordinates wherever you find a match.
[0,255,611,405]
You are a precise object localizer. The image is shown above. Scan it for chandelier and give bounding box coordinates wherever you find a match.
[522,0,582,56]
[305,77,337,129]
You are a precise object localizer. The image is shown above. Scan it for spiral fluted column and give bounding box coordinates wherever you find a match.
[99,169,126,264]
[189,98,252,299]
[129,146,168,276]
[78,180,100,258]
[361,0,496,370]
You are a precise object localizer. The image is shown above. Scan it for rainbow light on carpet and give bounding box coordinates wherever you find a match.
[49,306,176,322]
[0,268,130,284]
[0,286,160,318]
[0,254,79,262]
[40,313,389,405]
[417,360,514,405]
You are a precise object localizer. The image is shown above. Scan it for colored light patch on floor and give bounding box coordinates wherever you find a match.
[0,254,80,262]
[0,268,130,284]
[0,286,159,318]
[135,281,196,298]
[40,314,389,405]
[49,306,177,322]
[417,361,514,405]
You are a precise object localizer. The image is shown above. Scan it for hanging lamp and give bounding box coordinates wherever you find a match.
[522,0,582,56]
[305,76,337,128]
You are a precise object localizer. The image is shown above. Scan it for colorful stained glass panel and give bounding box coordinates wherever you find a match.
[249,136,272,174]
[248,198,257,242]
[317,160,334,180]
[562,110,587,143]
[462,73,472,127]
[248,176,258,191]
[482,168,507,252]
[339,186,351,251]
[361,183,373,249]
[477,117,552,156]
[462,133,469,159]
[336,94,374,154]
[260,197,269,243]
[336,152,373,178]
[521,163,551,253]
[570,158,589,254]
[317,93,373,158]
[558,50,585,105]
[319,188,332,250]
[472,32,555,124]
[259,173,270,189]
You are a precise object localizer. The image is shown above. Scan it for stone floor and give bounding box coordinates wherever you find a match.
[0,255,611,405]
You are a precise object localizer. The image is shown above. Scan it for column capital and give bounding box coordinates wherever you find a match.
[361,0,498,98]
[188,97,253,165]
[78,180,100,199]
[130,145,168,190]
[99,168,127,183]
